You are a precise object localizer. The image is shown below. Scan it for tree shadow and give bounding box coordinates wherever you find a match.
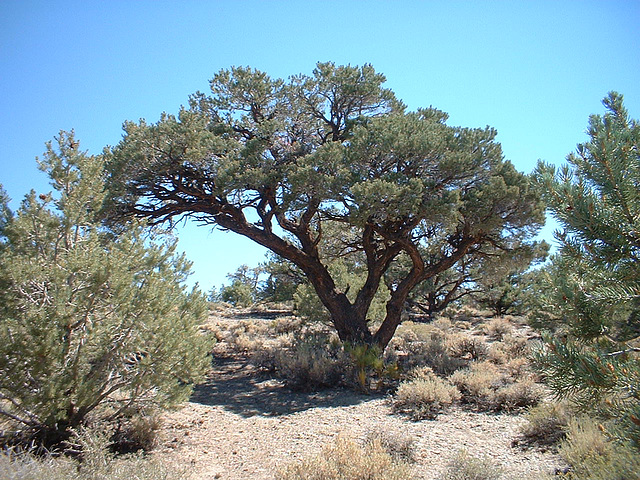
[190,356,376,417]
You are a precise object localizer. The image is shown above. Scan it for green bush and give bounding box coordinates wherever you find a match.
[0,134,211,447]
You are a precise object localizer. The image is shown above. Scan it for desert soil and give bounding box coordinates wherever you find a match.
[153,314,563,480]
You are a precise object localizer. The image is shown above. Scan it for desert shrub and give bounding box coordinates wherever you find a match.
[364,429,416,463]
[482,317,513,340]
[439,450,502,480]
[447,333,488,361]
[558,417,640,480]
[0,136,211,448]
[514,401,570,449]
[450,362,541,412]
[490,379,543,412]
[500,334,529,357]
[502,357,529,378]
[110,414,162,454]
[275,435,415,480]
[449,362,505,406]
[270,316,303,334]
[402,328,465,375]
[393,375,461,420]
[0,427,185,480]
[270,332,349,391]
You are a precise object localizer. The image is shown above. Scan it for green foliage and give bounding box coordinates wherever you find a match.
[106,62,544,349]
[533,93,640,448]
[0,133,211,445]
[259,253,305,303]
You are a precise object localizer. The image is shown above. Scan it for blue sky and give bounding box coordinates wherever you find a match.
[1,1,639,291]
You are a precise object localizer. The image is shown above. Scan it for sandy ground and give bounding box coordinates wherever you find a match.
[153,354,563,479]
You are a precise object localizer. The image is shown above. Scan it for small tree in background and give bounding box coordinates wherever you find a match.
[218,264,261,306]
[0,133,211,447]
[401,241,548,319]
[533,92,640,448]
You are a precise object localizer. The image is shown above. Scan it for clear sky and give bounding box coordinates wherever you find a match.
[1,1,639,291]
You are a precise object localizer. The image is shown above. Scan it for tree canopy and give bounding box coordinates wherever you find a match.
[107,62,544,349]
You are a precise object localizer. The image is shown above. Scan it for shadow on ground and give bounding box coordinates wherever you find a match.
[191,356,375,417]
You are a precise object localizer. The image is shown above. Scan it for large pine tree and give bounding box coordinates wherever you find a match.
[534,92,640,447]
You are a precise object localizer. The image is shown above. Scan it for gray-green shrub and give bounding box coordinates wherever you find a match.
[0,134,211,447]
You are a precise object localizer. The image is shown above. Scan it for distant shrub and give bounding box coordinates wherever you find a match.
[450,362,542,412]
[220,279,255,307]
[402,328,465,375]
[449,362,504,407]
[439,450,502,480]
[393,375,461,420]
[276,435,415,480]
[490,379,543,412]
[447,333,488,361]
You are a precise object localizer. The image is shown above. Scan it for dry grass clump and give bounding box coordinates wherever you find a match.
[393,373,461,420]
[110,414,163,454]
[449,361,504,402]
[489,379,544,412]
[514,401,570,450]
[557,417,640,480]
[398,325,466,376]
[364,428,417,463]
[275,435,416,480]
[270,315,303,334]
[0,427,185,480]
[439,450,502,480]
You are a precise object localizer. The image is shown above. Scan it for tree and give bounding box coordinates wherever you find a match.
[258,253,306,303]
[0,133,211,446]
[219,264,261,306]
[399,241,548,319]
[533,92,640,447]
[107,62,544,350]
